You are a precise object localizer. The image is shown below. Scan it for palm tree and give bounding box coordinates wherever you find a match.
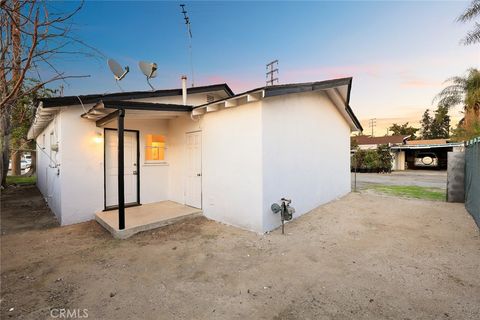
[458,0,480,45]
[435,68,480,140]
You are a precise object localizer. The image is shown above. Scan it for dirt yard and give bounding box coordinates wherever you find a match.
[1,186,479,320]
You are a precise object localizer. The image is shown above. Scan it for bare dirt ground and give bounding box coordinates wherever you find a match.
[1,185,479,320]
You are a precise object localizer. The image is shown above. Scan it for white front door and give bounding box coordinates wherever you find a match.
[185,131,202,208]
[105,130,138,208]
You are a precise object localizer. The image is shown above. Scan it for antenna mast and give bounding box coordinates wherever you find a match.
[266,60,279,86]
[180,4,194,87]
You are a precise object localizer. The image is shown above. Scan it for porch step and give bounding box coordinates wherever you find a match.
[95,201,202,239]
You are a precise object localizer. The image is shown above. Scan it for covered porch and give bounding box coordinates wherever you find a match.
[82,99,203,238]
[95,201,202,239]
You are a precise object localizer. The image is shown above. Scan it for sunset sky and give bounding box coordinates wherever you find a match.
[49,1,479,135]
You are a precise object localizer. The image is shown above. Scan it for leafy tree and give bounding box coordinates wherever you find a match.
[434,68,480,141]
[10,80,56,176]
[388,122,419,140]
[1,0,94,186]
[420,110,432,139]
[431,105,450,138]
[457,0,480,45]
[420,105,450,139]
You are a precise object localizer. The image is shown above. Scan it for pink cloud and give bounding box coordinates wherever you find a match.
[400,79,443,88]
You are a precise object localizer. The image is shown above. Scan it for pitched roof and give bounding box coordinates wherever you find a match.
[38,83,234,108]
[352,135,410,145]
[194,77,363,131]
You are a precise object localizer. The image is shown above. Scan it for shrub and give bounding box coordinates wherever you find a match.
[351,145,392,172]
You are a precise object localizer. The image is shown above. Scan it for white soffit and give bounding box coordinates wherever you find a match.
[325,87,357,131]
[193,90,265,115]
[27,102,60,139]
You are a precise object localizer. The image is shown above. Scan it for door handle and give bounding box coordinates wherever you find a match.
[197,173,202,176]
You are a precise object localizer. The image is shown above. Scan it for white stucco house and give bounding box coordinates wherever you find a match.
[28,77,362,236]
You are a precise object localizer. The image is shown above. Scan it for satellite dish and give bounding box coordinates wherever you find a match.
[138,61,158,90]
[107,59,129,81]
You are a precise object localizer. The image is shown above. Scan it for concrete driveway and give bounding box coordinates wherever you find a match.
[352,170,447,190]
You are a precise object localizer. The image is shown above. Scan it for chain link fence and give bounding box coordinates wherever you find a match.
[465,137,480,228]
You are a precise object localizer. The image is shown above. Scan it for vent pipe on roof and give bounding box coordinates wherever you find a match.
[182,75,187,106]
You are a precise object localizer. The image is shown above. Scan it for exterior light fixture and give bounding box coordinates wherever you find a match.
[94,132,103,144]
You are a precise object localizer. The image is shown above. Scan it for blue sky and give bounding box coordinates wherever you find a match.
[48,1,479,133]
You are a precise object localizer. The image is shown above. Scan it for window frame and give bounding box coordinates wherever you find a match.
[144,133,168,165]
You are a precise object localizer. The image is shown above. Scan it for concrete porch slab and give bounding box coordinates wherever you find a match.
[95,201,202,239]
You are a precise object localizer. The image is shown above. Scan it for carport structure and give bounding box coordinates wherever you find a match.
[391,139,463,170]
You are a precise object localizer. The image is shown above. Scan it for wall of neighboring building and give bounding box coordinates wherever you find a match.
[261,91,351,232]
[393,151,406,170]
[35,114,63,221]
[357,144,378,150]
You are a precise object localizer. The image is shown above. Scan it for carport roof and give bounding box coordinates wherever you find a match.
[391,142,463,150]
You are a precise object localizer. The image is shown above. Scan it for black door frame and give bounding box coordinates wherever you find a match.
[103,128,141,211]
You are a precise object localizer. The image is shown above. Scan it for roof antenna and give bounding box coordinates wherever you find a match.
[138,61,158,91]
[107,58,129,92]
[180,4,195,87]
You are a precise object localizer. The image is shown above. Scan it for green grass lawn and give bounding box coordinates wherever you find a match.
[369,185,446,201]
[6,175,36,185]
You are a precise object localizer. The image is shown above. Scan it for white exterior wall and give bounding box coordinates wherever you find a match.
[33,90,353,232]
[201,102,264,232]
[105,118,170,205]
[59,106,104,225]
[35,115,62,221]
[358,144,379,150]
[393,151,406,170]
[261,92,351,232]
[33,92,218,225]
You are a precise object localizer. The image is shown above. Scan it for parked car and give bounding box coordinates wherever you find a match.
[8,160,31,171]
[414,153,438,167]
[21,160,31,170]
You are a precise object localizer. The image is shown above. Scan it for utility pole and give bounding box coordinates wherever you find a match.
[369,118,377,137]
[266,60,279,86]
